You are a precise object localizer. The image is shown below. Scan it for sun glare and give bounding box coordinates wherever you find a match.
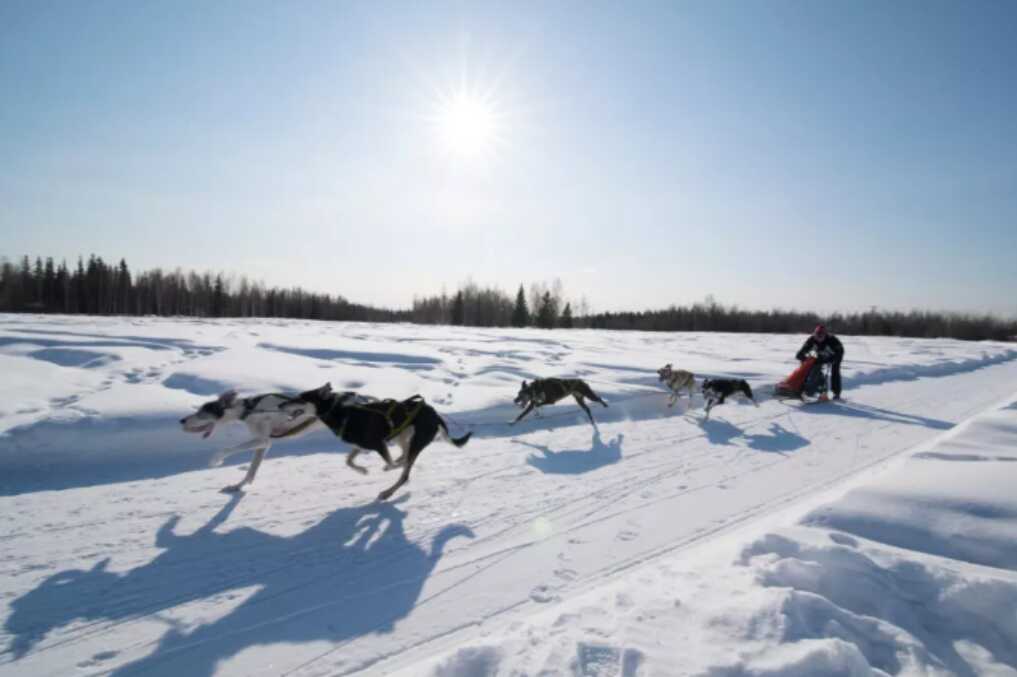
[434,91,500,159]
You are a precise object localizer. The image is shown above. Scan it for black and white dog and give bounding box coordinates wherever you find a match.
[512,378,608,426]
[657,364,696,407]
[281,384,471,501]
[180,389,372,493]
[700,378,758,420]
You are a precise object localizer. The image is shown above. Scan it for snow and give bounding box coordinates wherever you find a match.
[402,387,1017,676]
[1,314,1016,676]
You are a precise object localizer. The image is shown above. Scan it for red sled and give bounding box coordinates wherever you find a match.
[775,356,829,400]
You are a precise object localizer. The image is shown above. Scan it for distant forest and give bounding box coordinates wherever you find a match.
[0,255,403,323]
[2,255,1015,341]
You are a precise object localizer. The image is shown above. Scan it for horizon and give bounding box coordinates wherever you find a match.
[3,1,1016,317]
[5,250,1017,322]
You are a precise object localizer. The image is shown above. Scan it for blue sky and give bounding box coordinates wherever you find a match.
[2,0,1015,316]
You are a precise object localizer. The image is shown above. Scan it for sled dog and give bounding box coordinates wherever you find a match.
[700,378,758,420]
[657,364,696,407]
[180,389,371,492]
[512,378,609,426]
[281,383,471,501]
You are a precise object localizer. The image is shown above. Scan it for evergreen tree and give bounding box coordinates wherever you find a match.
[56,261,70,312]
[17,256,32,310]
[85,255,99,313]
[511,284,530,327]
[212,274,226,317]
[0,259,18,310]
[43,258,57,311]
[33,257,44,308]
[74,257,86,313]
[117,259,131,314]
[560,302,573,329]
[451,291,465,325]
[536,291,557,329]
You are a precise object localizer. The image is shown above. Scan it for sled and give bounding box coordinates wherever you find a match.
[774,354,831,403]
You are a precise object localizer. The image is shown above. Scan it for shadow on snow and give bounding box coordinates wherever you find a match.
[700,419,810,455]
[259,342,441,369]
[3,494,472,676]
[788,401,953,430]
[516,430,625,475]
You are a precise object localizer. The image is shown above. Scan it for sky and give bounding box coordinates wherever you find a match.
[2,0,1016,316]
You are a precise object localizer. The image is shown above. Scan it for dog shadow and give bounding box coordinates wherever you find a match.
[4,494,473,676]
[517,430,624,475]
[701,419,809,454]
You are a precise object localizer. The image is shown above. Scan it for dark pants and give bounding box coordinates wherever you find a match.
[830,357,842,397]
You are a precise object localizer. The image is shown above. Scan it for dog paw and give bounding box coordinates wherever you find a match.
[351,466,368,475]
[209,455,226,468]
[377,490,394,502]
[220,484,244,494]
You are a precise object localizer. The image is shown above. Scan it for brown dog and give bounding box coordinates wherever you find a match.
[512,378,608,426]
[657,364,696,407]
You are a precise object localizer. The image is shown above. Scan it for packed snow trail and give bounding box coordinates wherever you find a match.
[402,394,1017,677]
[0,316,1015,676]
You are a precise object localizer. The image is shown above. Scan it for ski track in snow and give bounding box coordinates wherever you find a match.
[0,315,1016,676]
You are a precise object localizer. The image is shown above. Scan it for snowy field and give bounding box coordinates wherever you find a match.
[1,315,1016,676]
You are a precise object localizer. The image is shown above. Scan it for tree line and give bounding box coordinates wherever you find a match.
[584,298,1017,342]
[2,254,1014,341]
[0,255,404,322]
[410,279,582,329]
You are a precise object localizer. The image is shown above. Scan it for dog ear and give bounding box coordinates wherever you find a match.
[521,380,528,389]
[316,383,332,396]
[219,390,238,406]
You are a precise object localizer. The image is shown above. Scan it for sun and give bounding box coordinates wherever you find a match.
[433,91,501,159]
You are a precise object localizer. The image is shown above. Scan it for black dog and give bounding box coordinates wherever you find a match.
[281,384,471,501]
[512,378,608,426]
[701,378,758,420]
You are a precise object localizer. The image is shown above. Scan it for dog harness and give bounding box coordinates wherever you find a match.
[370,395,426,440]
[533,379,572,405]
[239,393,295,421]
[270,417,318,439]
[235,393,319,439]
[329,394,427,441]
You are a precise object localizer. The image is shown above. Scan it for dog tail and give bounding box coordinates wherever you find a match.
[438,417,472,447]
